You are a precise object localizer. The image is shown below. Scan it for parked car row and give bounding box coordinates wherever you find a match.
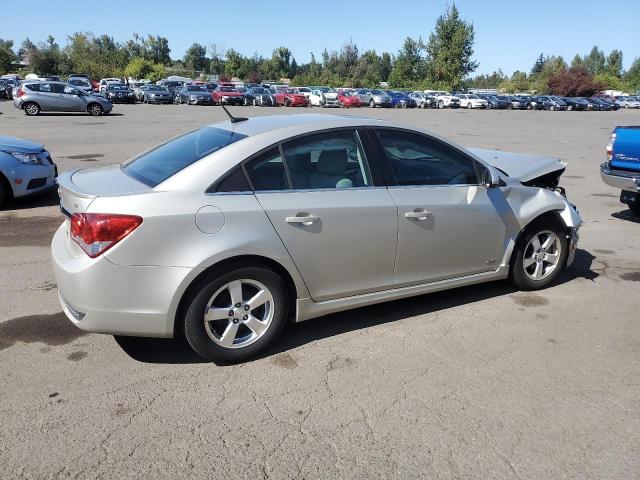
[3,73,639,115]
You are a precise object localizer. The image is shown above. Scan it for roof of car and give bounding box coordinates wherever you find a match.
[214,114,387,138]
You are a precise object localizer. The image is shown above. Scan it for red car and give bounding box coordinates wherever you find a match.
[338,92,362,108]
[212,86,244,105]
[273,88,309,107]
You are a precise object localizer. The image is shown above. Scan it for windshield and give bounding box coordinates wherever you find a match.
[219,87,236,92]
[297,87,310,92]
[148,85,167,92]
[123,127,247,187]
[187,86,206,92]
[371,89,384,95]
[318,87,331,93]
[109,85,127,91]
[252,87,267,93]
[69,79,89,87]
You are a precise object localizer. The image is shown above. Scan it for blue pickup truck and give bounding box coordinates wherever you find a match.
[601,126,640,214]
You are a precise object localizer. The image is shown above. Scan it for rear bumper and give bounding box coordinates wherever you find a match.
[600,162,640,191]
[51,224,192,337]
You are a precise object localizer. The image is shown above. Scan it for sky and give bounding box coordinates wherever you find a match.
[3,0,639,76]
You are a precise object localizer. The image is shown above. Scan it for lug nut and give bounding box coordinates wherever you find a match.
[228,310,234,316]
[233,318,239,324]
[243,315,248,320]
[235,303,241,308]
[244,305,250,311]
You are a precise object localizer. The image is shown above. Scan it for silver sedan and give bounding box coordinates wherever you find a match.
[52,114,582,362]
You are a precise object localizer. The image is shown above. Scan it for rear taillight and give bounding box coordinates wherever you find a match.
[17,88,25,97]
[70,213,142,258]
[606,132,616,161]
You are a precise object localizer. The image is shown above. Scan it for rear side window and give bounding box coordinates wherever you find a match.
[122,127,247,187]
[376,130,478,186]
[245,148,289,191]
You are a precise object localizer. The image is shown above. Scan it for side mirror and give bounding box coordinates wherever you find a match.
[480,165,500,188]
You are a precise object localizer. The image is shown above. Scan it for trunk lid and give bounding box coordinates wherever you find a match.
[468,148,566,182]
[58,165,150,216]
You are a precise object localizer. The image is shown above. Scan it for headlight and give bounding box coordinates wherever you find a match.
[8,151,45,165]
[190,95,197,100]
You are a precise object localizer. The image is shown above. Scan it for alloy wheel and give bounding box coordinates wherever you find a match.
[522,230,562,281]
[203,279,274,349]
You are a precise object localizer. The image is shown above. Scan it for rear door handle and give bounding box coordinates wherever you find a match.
[286,214,319,226]
[404,209,432,220]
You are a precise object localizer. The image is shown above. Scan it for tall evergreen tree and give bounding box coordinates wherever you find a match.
[425,4,478,90]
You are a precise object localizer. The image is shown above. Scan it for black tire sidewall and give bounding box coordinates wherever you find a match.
[510,222,569,291]
[183,265,288,362]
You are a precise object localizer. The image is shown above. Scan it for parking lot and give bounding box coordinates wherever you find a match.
[1,101,639,479]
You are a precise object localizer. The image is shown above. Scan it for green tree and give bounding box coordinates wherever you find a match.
[0,39,17,74]
[224,48,244,78]
[124,57,165,81]
[625,57,640,91]
[605,49,623,77]
[425,5,478,90]
[531,54,545,75]
[183,43,207,72]
[582,46,605,75]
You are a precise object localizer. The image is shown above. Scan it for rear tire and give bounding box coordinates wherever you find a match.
[183,265,289,363]
[510,221,568,291]
[24,102,40,116]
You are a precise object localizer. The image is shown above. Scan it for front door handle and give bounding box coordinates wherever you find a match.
[404,209,432,220]
[286,213,319,226]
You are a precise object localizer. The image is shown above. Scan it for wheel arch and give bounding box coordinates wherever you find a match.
[0,170,14,204]
[172,254,300,338]
[507,209,571,271]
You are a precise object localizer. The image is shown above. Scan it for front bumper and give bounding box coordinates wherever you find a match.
[566,228,579,267]
[189,97,213,105]
[6,160,57,198]
[600,162,640,191]
[147,95,172,103]
[51,224,192,337]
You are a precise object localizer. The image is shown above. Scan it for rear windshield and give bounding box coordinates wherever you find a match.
[122,127,247,187]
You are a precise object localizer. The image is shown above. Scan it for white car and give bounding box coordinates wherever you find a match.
[457,94,488,109]
[99,78,124,93]
[309,88,340,107]
[615,96,640,109]
[292,87,312,98]
[426,91,461,109]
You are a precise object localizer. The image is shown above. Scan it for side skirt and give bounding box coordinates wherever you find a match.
[294,266,509,322]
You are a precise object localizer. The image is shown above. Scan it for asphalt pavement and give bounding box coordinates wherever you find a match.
[0,101,639,479]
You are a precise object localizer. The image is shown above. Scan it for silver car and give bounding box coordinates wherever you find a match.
[0,136,57,207]
[52,114,581,362]
[14,81,113,116]
[355,88,392,108]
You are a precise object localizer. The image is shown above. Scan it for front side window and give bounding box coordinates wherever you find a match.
[122,127,247,187]
[283,131,371,190]
[376,130,478,186]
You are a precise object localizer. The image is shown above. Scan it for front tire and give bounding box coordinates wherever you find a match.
[183,265,288,363]
[510,222,568,290]
[87,103,103,116]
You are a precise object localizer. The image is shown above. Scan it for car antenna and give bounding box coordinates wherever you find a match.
[220,103,248,123]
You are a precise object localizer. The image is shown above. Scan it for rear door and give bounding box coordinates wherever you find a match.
[372,128,506,286]
[246,129,398,302]
[32,82,58,111]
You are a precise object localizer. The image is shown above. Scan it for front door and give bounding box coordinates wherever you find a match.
[373,128,506,286]
[246,130,398,301]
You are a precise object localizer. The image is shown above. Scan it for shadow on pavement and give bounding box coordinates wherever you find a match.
[4,189,59,210]
[115,248,597,365]
[611,209,640,224]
